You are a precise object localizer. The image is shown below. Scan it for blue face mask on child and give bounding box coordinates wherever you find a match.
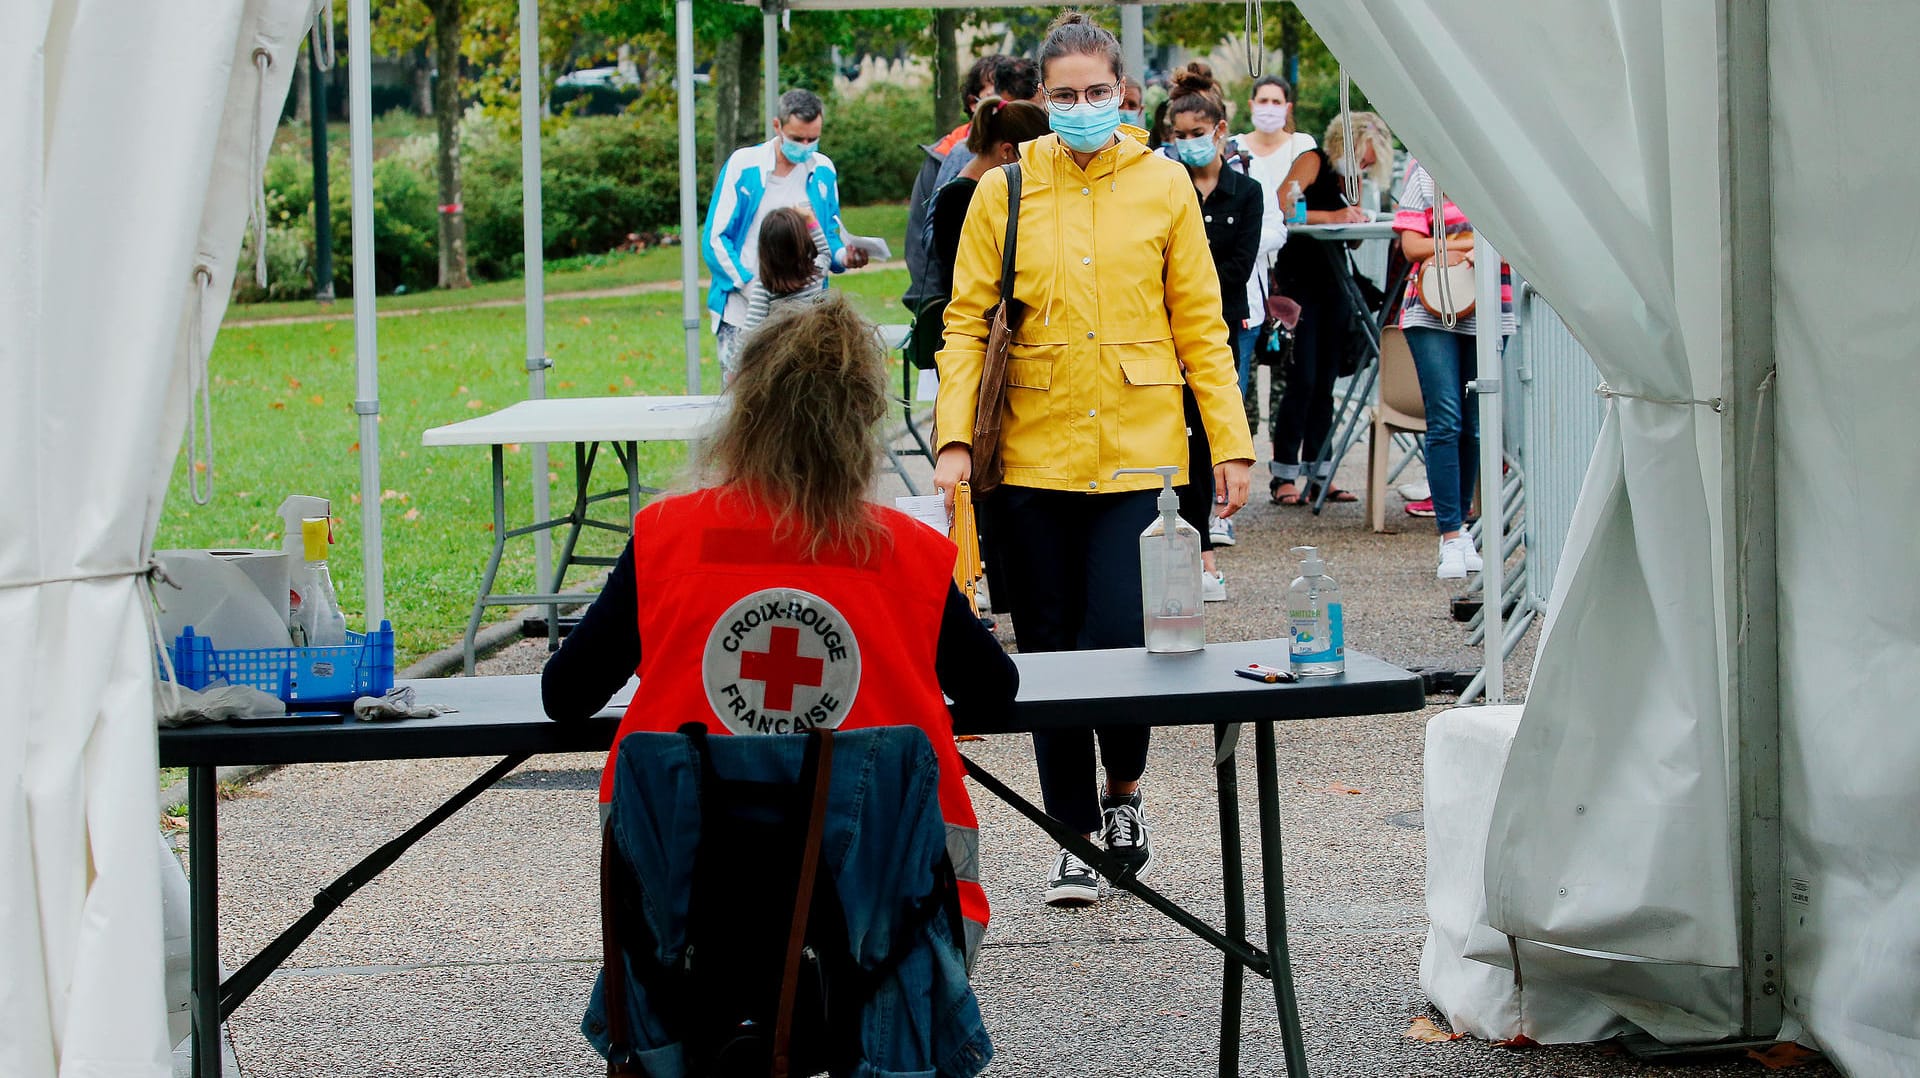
[1174,134,1218,168]
[1049,96,1122,154]
[781,138,817,164]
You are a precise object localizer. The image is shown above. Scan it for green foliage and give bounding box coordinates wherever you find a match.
[823,85,934,207]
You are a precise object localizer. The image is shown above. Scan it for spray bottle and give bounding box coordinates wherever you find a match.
[1287,546,1344,676]
[1114,467,1204,653]
[278,495,330,641]
[296,517,348,647]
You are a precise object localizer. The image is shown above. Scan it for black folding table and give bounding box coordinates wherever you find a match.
[159,643,1422,1078]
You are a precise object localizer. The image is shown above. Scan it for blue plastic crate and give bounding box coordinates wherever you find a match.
[166,621,396,707]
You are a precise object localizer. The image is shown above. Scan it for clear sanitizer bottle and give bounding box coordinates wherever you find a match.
[297,517,349,647]
[1288,546,1344,676]
[1115,467,1204,653]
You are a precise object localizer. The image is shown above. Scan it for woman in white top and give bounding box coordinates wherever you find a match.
[1226,75,1314,432]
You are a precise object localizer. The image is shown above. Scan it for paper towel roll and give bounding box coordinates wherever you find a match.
[205,548,289,624]
[155,550,293,650]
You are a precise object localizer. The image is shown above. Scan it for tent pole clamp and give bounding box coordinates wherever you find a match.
[525,355,552,373]
[352,399,378,415]
[1469,377,1501,395]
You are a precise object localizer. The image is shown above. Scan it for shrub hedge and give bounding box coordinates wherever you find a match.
[240,84,928,302]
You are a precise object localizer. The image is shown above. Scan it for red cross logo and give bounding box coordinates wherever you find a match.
[737,626,825,711]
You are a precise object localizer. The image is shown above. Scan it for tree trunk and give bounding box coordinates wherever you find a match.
[413,46,434,116]
[428,0,470,289]
[1279,5,1304,95]
[712,26,763,177]
[292,43,311,124]
[933,10,962,134]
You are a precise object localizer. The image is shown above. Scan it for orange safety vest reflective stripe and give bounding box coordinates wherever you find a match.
[597,486,990,933]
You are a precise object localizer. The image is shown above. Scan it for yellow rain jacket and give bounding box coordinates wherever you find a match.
[935,131,1255,495]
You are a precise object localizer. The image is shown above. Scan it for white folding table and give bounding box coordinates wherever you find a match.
[422,396,726,672]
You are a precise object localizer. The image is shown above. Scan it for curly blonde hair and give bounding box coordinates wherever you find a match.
[710,292,890,562]
[1322,111,1396,193]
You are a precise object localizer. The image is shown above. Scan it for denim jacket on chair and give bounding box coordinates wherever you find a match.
[582,727,993,1078]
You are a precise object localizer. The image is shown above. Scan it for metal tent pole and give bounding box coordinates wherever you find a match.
[677,0,701,390]
[520,0,555,599]
[1472,242,1503,702]
[764,1,781,132]
[1120,2,1146,84]
[1724,0,1784,1037]
[347,0,384,626]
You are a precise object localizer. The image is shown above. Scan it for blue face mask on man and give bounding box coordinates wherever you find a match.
[1118,108,1144,127]
[781,137,817,164]
[1174,134,1218,168]
[1049,96,1122,154]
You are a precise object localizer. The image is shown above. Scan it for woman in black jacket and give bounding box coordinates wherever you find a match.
[1163,62,1263,596]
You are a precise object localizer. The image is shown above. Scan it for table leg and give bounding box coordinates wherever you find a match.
[463,445,512,675]
[188,764,220,1078]
[1215,723,1246,1078]
[1254,720,1310,1076]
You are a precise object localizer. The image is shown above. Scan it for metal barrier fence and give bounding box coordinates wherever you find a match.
[1509,282,1607,613]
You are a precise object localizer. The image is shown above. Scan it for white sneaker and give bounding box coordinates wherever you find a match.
[1044,847,1102,907]
[1437,538,1468,580]
[973,577,992,612]
[1202,570,1227,602]
[1209,515,1236,546]
[1457,536,1484,573]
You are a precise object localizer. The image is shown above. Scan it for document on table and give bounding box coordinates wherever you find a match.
[894,494,948,534]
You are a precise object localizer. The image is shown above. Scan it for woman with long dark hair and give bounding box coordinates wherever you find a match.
[933,11,1253,907]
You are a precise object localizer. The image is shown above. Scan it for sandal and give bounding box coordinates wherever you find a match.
[1311,484,1359,504]
[1269,479,1304,507]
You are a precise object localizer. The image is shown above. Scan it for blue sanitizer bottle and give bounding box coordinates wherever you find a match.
[1288,546,1344,676]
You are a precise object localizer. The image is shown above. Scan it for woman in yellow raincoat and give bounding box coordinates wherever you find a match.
[931,10,1254,909]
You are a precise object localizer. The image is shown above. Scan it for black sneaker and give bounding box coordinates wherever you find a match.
[1101,792,1154,879]
[1043,847,1102,907]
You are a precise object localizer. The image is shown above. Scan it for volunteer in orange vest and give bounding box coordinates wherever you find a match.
[542,293,1018,957]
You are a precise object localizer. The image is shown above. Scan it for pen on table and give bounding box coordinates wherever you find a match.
[1235,664,1298,684]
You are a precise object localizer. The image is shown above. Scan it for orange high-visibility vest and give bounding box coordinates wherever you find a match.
[597,486,990,934]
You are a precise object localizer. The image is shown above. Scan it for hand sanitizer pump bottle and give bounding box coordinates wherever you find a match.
[1288,546,1344,676]
[297,517,349,647]
[1115,467,1204,653]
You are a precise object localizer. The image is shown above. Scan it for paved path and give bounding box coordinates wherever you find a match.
[182,385,1832,1076]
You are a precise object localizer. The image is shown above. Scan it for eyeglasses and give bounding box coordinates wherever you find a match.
[1043,83,1119,110]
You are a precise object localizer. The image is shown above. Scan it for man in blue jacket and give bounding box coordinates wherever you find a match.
[702,88,867,380]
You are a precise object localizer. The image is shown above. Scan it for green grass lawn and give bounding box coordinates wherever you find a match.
[163,267,912,666]
[224,203,910,324]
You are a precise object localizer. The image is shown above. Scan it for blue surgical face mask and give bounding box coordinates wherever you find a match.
[1174,134,1218,168]
[781,137,816,164]
[1049,96,1122,154]
[1118,108,1144,127]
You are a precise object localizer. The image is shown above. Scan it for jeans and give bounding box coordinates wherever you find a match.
[1235,324,1263,433]
[1270,297,1343,483]
[1403,326,1480,535]
[992,486,1158,835]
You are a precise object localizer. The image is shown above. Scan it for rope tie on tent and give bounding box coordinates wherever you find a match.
[250,47,274,289]
[0,561,186,711]
[1735,367,1778,649]
[1338,71,1362,208]
[187,266,217,505]
[1244,0,1265,77]
[311,0,335,72]
[1594,381,1725,413]
[1431,189,1460,329]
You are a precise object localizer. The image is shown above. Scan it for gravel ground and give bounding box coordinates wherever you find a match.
[190,395,1834,1076]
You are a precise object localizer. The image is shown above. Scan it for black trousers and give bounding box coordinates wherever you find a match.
[1271,295,1345,482]
[1177,387,1217,553]
[994,485,1158,835]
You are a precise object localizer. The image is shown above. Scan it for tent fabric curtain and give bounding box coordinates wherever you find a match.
[0,0,313,1073]
[1290,0,1743,1043]
[1773,6,1920,1074]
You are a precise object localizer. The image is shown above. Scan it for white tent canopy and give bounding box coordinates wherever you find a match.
[6,0,1916,1074]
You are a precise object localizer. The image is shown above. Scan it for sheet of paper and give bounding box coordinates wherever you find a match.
[915,368,939,402]
[894,494,948,535]
[848,234,892,261]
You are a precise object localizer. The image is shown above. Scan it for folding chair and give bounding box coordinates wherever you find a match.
[1368,326,1428,532]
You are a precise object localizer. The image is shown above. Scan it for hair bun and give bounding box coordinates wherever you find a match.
[1172,61,1216,95]
[1047,9,1093,32]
